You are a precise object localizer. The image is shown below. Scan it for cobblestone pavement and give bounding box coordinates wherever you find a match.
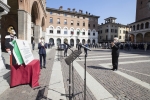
[77,48,150,100]
[1,48,150,100]
[61,56,96,100]
[0,49,56,100]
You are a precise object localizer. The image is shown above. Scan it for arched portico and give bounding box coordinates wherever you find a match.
[144,32,150,42]
[136,33,143,43]
[129,34,135,43]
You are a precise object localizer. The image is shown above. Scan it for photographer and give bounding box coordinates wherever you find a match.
[38,37,47,69]
[111,37,120,71]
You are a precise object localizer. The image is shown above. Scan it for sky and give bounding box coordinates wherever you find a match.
[46,0,136,25]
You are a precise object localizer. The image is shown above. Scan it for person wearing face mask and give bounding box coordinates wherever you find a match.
[111,37,120,71]
[5,26,17,65]
[38,37,47,69]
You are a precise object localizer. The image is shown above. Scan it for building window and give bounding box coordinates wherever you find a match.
[111,29,114,33]
[93,33,95,36]
[50,27,53,34]
[93,24,95,28]
[115,29,117,33]
[119,36,121,39]
[77,30,80,35]
[123,30,126,34]
[88,24,90,27]
[77,21,80,26]
[50,18,53,23]
[105,29,108,33]
[83,32,85,35]
[64,19,67,25]
[88,33,90,35]
[71,20,73,25]
[50,12,53,14]
[57,18,60,24]
[83,22,85,26]
[57,27,61,34]
[71,28,74,35]
[106,35,108,40]
[111,35,113,40]
[64,28,68,34]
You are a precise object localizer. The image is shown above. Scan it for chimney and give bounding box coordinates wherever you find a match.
[67,8,70,11]
[79,10,82,13]
[86,11,88,14]
[72,8,75,12]
[59,6,63,10]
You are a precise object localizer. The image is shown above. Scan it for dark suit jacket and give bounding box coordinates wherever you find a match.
[111,42,120,57]
[38,42,47,54]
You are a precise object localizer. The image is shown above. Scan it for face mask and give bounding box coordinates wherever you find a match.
[12,30,16,35]
[41,40,44,42]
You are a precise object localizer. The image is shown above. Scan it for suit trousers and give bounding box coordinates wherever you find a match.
[112,55,118,70]
[39,54,46,67]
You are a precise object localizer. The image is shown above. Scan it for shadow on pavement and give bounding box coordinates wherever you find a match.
[87,66,111,70]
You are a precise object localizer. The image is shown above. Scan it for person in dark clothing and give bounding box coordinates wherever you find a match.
[78,42,82,51]
[64,43,69,57]
[38,37,47,69]
[111,37,120,71]
[5,26,17,65]
[32,40,35,50]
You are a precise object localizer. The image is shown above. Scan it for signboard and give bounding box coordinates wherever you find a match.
[16,39,34,65]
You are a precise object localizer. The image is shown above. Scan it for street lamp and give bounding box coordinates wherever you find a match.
[148,0,150,10]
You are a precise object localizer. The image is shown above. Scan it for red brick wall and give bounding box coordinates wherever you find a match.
[136,0,150,21]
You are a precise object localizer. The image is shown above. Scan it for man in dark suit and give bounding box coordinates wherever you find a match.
[111,37,120,71]
[64,41,69,57]
[38,37,47,69]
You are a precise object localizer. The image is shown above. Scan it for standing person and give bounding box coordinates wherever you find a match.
[5,26,17,65]
[78,42,82,51]
[84,42,88,56]
[32,40,35,50]
[38,37,47,69]
[111,37,120,71]
[64,41,69,57]
[144,43,147,51]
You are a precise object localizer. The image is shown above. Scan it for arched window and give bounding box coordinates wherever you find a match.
[71,20,73,25]
[93,30,95,36]
[71,28,74,35]
[77,21,80,26]
[137,24,139,30]
[77,29,80,35]
[64,28,68,34]
[64,19,67,25]
[50,27,53,34]
[50,18,53,23]
[145,22,149,28]
[82,29,85,35]
[141,23,143,29]
[88,30,90,35]
[83,22,85,26]
[57,27,61,34]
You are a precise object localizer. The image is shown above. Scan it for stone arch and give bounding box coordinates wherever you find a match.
[88,39,91,43]
[49,38,54,44]
[70,39,74,46]
[41,17,46,31]
[129,34,135,43]
[141,23,144,29]
[92,39,95,43]
[137,24,139,30]
[31,1,40,25]
[57,38,61,45]
[49,25,55,29]
[136,33,143,43]
[76,39,80,44]
[144,32,150,42]
[145,22,149,29]
[82,39,85,44]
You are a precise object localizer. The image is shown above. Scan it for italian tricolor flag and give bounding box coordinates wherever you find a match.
[10,40,24,65]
